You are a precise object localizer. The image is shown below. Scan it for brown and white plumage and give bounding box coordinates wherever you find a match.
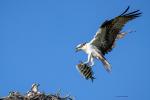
[90,6,141,55]
[76,6,142,72]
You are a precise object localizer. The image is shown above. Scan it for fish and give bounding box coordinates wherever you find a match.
[76,62,95,82]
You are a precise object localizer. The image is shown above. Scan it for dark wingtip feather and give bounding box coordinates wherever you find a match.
[125,10,142,16]
[132,13,142,18]
[120,6,142,19]
[120,6,130,16]
[119,7,142,20]
[126,11,142,20]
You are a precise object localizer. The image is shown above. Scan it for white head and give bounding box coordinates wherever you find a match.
[32,83,40,90]
[75,42,87,52]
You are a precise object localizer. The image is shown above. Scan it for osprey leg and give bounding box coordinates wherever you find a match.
[85,53,94,66]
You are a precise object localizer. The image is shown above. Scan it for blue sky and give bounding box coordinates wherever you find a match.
[0,0,150,100]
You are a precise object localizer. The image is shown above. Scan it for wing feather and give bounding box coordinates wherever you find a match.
[90,6,142,55]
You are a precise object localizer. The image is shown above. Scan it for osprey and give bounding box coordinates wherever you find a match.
[26,83,40,97]
[31,83,40,93]
[76,6,141,72]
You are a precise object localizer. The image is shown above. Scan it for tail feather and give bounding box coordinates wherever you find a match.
[101,58,111,72]
[97,55,111,72]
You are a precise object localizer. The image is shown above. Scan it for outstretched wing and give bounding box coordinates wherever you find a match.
[90,6,142,55]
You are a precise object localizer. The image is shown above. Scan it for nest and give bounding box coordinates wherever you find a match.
[0,84,73,100]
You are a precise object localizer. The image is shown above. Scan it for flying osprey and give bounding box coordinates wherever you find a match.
[76,6,141,72]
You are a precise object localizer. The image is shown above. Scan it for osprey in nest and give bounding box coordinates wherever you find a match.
[76,6,142,76]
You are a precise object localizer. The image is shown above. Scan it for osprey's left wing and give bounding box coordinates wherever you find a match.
[90,6,142,55]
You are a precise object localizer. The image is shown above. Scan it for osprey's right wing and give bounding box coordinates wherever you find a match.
[90,6,142,55]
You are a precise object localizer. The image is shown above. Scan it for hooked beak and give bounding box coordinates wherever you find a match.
[75,47,80,52]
